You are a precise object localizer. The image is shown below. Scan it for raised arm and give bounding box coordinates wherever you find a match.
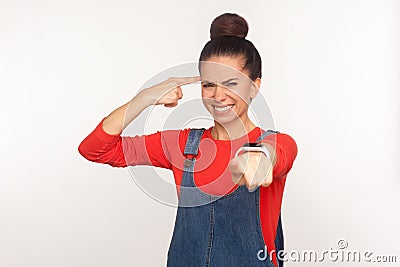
[78,76,201,168]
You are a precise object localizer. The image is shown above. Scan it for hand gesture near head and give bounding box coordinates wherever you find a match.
[141,76,201,107]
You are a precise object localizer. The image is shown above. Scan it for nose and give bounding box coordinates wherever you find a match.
[214,85,227,102]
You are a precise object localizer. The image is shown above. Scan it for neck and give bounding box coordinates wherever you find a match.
[211,114,257,140]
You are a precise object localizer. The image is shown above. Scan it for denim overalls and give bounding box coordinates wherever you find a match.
[167,128,284,267]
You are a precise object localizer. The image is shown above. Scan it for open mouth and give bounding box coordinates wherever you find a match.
[212,104,234,112]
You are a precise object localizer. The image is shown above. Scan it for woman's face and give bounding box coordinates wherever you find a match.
[200,56,260,125]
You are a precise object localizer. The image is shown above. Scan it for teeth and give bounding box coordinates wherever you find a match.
[214,105,233,112]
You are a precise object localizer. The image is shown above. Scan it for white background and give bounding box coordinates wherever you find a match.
[1,0,399,266]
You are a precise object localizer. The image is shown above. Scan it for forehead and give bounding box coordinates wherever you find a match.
[199,56,250,82]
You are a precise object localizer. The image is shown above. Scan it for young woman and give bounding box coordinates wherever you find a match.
[79,13,297,267]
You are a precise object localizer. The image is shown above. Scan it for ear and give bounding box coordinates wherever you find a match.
[250,78,261,99]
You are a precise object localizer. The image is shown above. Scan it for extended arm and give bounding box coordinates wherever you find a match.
[229,133,298,190]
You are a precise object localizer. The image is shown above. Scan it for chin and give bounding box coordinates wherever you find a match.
[213,116,236,125]
[211,110,240,125]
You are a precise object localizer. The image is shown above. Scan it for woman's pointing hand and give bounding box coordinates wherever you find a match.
[140,76,201,107]
[229,151,273,192]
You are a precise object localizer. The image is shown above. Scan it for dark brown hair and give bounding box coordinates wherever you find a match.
[199,13,262,81]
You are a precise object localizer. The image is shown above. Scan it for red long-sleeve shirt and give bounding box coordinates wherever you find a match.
[78,117,298,267]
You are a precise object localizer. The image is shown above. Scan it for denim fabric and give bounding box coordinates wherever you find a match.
[167,128,283,267]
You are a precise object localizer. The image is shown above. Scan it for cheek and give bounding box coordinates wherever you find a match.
[201,94,212,108]
[201,88,212,97]
[229,88,251,104]
[201,89,215,102]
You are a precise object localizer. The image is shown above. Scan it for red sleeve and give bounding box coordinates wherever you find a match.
[78,117,172,169]
[260,132,298,179]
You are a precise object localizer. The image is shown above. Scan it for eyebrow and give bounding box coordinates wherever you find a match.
[202,78,239,84]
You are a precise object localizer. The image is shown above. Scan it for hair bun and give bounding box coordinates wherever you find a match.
[210,13,249,40]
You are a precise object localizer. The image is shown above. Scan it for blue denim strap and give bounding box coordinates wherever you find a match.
[183,128,205,156]
[180,128,211,207]
[256,129,280,142]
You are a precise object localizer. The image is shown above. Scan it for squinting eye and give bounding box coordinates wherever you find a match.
[202,83,215,88]
[227,82,238,87]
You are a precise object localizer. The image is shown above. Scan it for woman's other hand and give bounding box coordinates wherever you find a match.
[229,151,273,192]
[140,76,201,107]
